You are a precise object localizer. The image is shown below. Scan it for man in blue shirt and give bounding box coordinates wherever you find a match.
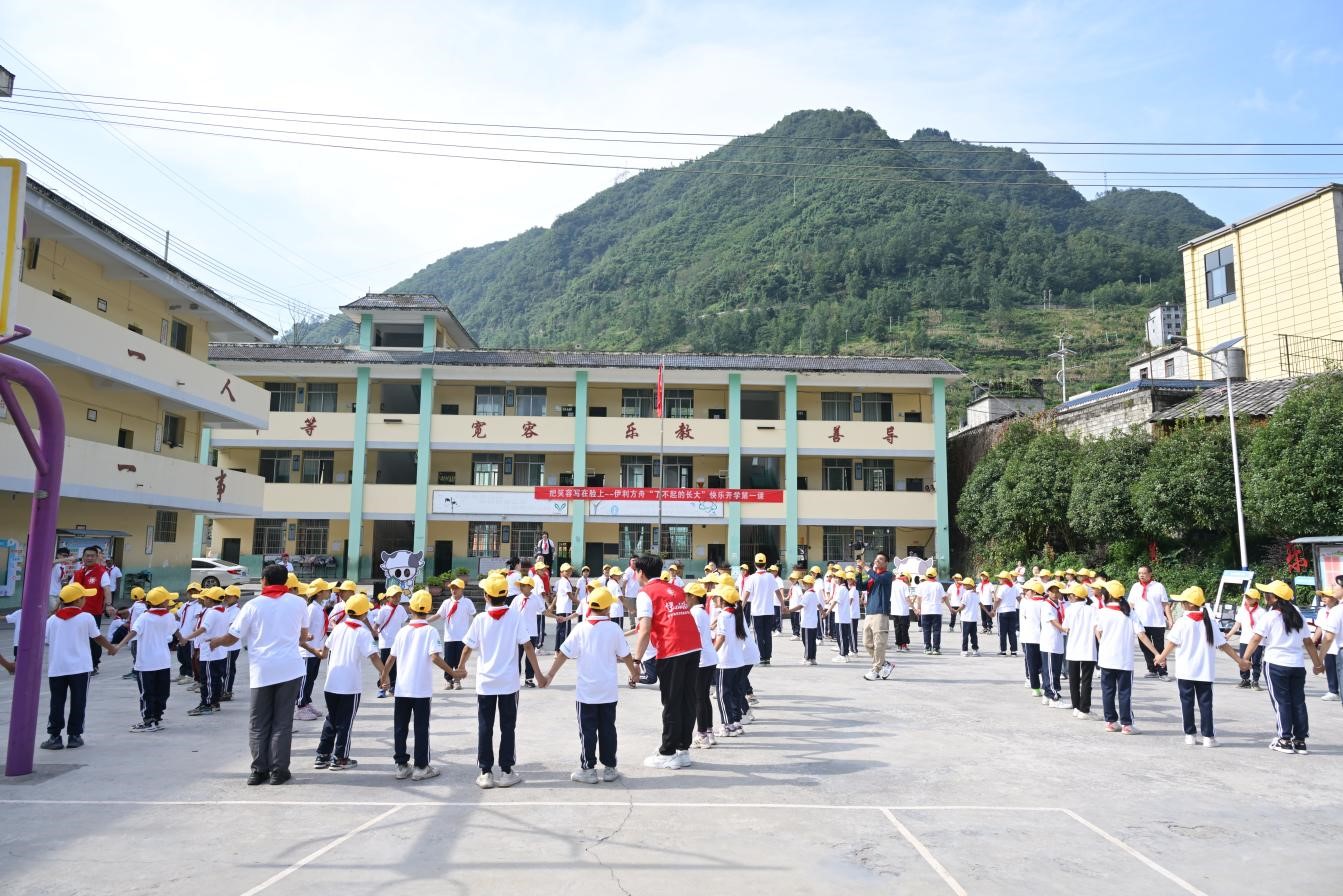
[862,554,895,681]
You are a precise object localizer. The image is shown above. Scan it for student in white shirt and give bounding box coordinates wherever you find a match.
[315,592,386,771]
[832,571,857,662]
[374,586,407,697]
[548,564,578,650]
[182,588,235,715]
[1038,583,1067,707]
[381,590,458,781]
[1094,580,1160,735]
[974,572,995,633]
[1313,588,1340,701]
[947,574,966,633]
[295,579,333,720]
[890,571,913,652]
[1238,580,1325,754]
[743,555,779,665]
[956,576,982,657]
[786,570,804,640]
[511,576,546,688]
[113,586,181,733]
[174,584,201,682]
[1154,586,1248,747]
[435,577,475,690]
[40,583,115,750]
[1062,583,1099,719]
[916,569,946,655]
[789,575,822,665]
[541,586,640,783]
[993,571,1020,656]
[712,586,750,736]
[621,560,641,631]
[458,574,545,789]
[686,581,719,748]
[1019,579,1047,693]
[1128,566,1172,681]
[222,585,244,699]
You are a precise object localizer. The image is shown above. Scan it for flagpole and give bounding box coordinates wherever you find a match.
[657,357,665,557]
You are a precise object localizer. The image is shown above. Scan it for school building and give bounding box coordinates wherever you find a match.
[206,294,961,580]
[0,180,276,603]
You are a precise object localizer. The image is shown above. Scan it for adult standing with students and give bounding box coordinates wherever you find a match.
[1129,566,1172,681]
[534,531,556,573]
[861,554,895,681]
[70,547,112,675]
[993,571,1020,656]
[743,554,780,666]
[630,554,701,770]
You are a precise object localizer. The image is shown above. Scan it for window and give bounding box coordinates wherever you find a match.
[822,459,852,491]
[863,459,894,492]
[117,428,134,449]
[300,450,335,484]
[471,453,504,486]
[1163,358,1176,377]
[515,387,547,416]
[1204,245,1236,308]
[661,524,692,558]
[663,455,693,488]
[1138,367,1150,379]
[468,522,501,557]
[306,382,338,413]
[904,477,925,492]
[259,450,293,484]
[742,456,780,489]
[153,510,178,544]
[903,411,923,423]
[823,527,851,561]
[664,389,694,419]
[168,319,192,353]
[512,523,542,557]
[621,389,654,418]
[294,519,329,556]
[620,455,655,487]
[861,393,894,423]
[513,453,545,486]
[252,518,287,556]
[619,524,652,557]
[474,386,505,416]
[821,392,852,421]
[265,382,297,412]
[161,413,185,449]
[741,390,780,420]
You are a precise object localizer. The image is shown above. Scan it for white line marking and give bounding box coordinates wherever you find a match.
[1060,808,1209,896]
[880,807,968,896]
[0,798,1059,811]
[236,804,403,896]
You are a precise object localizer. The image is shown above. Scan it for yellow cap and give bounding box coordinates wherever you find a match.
[307,578,333,593]
[998,570,1014,580]
[344,593,372,617]
[789,570,802,581]
[223,584,242,598]
[717,573,735,587]
[560,563,573,573]
[1068,583,1088,599]
[383,584,403,598]
[479,575,509,598]
[339,580,359,593]
[1039,569,1053,578]
[845,568,857,579]
[285,572,301,589]
[952,573,963,580]
[1245,588,1261,601]
[203,586,226,601]
[685,582,708,599]
[409,590,434,614]
[754,553,767,564]
[587,586,617,610]
[1177,586,1206,607]
[669,563,680,571]
[1065,568,1077,576]
[448,578,466,590]
[1079,568,1096,578]
[130,586,147,601]
[518,576,535,588]
[740,563,749,570]
[802,575,816,586]
[659,571,672,581]
[719,586,742,604]
[809,566,822,575]
[608,566,623,577]
[1044,580,1063,592]
[1260,580,1294,601]
[1104,580,1126,599]
[186,581,202,593]
[768,565,779,573]
[145,586,176,606]
[1024,580,1045,595]
[979,571,990,578]
[925,568,938,579]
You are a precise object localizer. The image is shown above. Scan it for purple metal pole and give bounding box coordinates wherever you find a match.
[1,346,65,777]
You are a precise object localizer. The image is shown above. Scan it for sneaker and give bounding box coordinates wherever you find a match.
[187,705,215,716]
[122,671,136,680]
[1041,695,1051,706]
[798,658,811,665]
[411,765,440,781]
[879,663,894,680]
[330,758,358,770]
[831,655,849,664]
[496,771,521,788]
[524,679,537,688]
[145,721,164,732]
[705,731,717,747]
[1121,725,1139,735]
[671,750,692,769]
[722,725,742,737]
[1049,699,1063,708]
[789,635,800,641]
[65,734,84,748]
[743,709,757,723]
[1293,740,1309,755]
[807,659,818,666]
[476,772,496,789]
[188,684,200,692]
[746,695,759,705]
[601,767,621,782]
[1032,689,1043,697]
[1203,737,1217,748]
[1158,672,1170,682]
[1270,738,1296,754]
[1143,671,1159,679]
[220,692,232,702]
[377,689,388,698]
[1322,693,1339,702]
[570,768,600,784]
[1237,680,1252,689]
[1010,651,1018,657]
[960,651,969,657]
[932,649,941,656]
[40,735,64,750]
[1184,735,1197,746]
[863,670,880,681]
[129,722,154,733]
[924,649,931,655]
[314,756,331,769]
[692,734,710,749]
[644,753,679,769]
[1104,722,1120,733]
[972,651,981,657]
[998,651,1008,657]
[395,763,413,780]
[1071,709,1082,719]
[1252,681,1264,691]
[176,674,191,684]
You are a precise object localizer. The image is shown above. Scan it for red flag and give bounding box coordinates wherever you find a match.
[655,362,664,418]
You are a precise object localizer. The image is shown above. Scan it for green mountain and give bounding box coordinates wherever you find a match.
[373,109,1222,406]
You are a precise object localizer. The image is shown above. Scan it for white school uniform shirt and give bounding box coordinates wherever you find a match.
[799,589,821,629]
[891,580,912,615]
[45,612,99,677]
[506,570,522,598]
[621,569,640,600]
[510,592,544,638]
[560,618,631,704]
[848,584,862,619]
[835,585,855,624]
[5,608,22,647]
[554,576,576,615]
[996,583,1020,612]
[49,561,67,597]
[107,564,123,593]
[228,592,308,688]
[787,584,803,614]
[745,570,779,614]
[691,605,717,667]
[435,595,477,642]
[958,588,981,624]
[303,602,327,653]
[1321,604,1343,655]
[1095,607,1145,671]
[743,625,761,665]
[224,604,243,652]
[388,619,444,699]
[1038,600,1066,654]
[1253,610,1312,668]
[1128,580,1169,628]
[128,600,147,629]
[376,603,406,650]
[131,609,179,672]
[462,606,532,695]
[324,620,378,694]
[1019,597,1044,644]
[713,609,748,669]
[1166,614,1226,683]
[916,580,946,615]
[108,617,128,641]
[197,607,232,661]
[1063,602,1099,662]
[1233,604,1261,643]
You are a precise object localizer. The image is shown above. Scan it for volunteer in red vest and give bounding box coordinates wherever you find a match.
[630,553,701,770]
[71,547,112,675]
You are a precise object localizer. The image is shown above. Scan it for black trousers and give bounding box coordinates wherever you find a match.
[248,676,302,775]
[554,619,572,649]
[893,614,911,647]
[1067,660,1095,712]
[802,626,818,661]
[443,640,464,681]
[477,692,519,773]
[773,607,782,634]
[837,619,855,656]
[200,658,226,708]
[177,643,193,676]
[1023,643,1042,688]
[695,664,716,732]
[715,666,747,725]
[753,616,774,662]
[920,614,943,649]
[48,673,90,736]
[961,621,979,652]
[656,650,700,754]
[226,650,240,691]
[519,634,541,681]
[379,648,396,689]
[577,700,618,770]
[1041,651,1063,701]
[998,611,1019,653]
[1140,626,1168,673]
[90,638,102,671]
[1238,644,1264,684]
[790,610,801,637]
[1178,679,1215,738]
[297,655,321,707]
[318,692,361,760]
[393,695,431,768]
[981,605,994,632]
[136,668,171,723]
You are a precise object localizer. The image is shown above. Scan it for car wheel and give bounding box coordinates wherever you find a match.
[202,576,220,588]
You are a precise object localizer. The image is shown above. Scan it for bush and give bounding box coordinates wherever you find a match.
[1131,419,1243,543]
[1243,373,1343,537]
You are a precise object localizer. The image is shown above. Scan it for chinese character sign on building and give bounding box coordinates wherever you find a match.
[534,486,783,503]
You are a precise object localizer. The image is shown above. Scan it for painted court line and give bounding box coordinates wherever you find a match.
[1060,808,1210,896]
[880,808,969,896]
[0,798,1060,811]
[236,804,404,896]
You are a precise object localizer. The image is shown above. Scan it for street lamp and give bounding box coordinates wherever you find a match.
[1183,336,1248,570]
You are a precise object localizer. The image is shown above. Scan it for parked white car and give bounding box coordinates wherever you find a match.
[191,558,250,588]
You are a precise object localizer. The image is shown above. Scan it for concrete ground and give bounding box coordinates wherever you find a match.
[2,622,1341,895]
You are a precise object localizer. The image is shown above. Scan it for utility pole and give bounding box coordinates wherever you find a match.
[1048,334,1076,402]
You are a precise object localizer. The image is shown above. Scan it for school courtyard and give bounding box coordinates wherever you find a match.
[2,640,1339,896]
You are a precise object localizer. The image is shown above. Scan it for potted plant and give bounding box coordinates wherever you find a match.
[425,573,448,597]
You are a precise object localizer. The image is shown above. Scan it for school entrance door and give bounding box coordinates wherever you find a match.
[740,525,780,568]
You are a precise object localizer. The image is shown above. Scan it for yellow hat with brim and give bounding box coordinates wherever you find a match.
[669,563,680,571]
[952,573,963,581]
[1261,580,1294,601]
[719,586,741,604]
[1044,580,1063,592]
[384,584,403,598]
[1244,588,1261,601]
[1068,583,1088,598]
[754,553,767,564]
[449,578,466,590]
[789,570,803,581]
[1039,569,1053,578]
[479,575,509,598]
[925,568,938,579]
[1065,568,1077,576]
[224,584,242,598]
[145,586,176,606]
[344,594,372,616]
[685,582,708,598]
[587,586,617,610]
[339,580,358,593]
[740,563,749,570]
[308,578,333,593]
[186,582,202,592]
[409,590,433,614]
[608,566,623,577]
[802,575,816,586]
[130,586,146,600]
[560,563,573,573]
[285,573,301,589]
[533,559,548,569]
[660,571,672,581]
[717,573,735,587]
[1024,580,1045,595]
[1079,568,1096,578]
[998,571,1014,581]
[1176,586,1206,607]
[518,576,535,588]
[768,565,779,573]
[1104,580,1126,599]
[809,566,822,575]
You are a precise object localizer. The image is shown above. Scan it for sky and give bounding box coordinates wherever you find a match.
[1,0,1341,332]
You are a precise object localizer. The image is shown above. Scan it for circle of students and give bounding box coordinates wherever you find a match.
[22,552,1343,786]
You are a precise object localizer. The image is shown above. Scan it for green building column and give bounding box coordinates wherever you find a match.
[570,370,589,566]
[784,375,798,569]
[347,366,371,580]
[358,312,373,351]
[192,426,213,555]
[727,373,742,564]
[932,376,950,569]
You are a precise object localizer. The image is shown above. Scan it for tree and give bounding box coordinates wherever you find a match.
[1067,430,1152,544]
[1131,420,1243,542]
[1243,373,1343,536]
[957,421,1036,550]
[997,429,1081,552]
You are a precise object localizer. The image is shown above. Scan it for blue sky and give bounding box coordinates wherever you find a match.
[0,0,1340,329]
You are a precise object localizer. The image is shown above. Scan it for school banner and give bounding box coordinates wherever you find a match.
[533,486,783,503]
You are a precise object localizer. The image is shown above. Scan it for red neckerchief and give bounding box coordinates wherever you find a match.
[382,604,401,627]
[344,620,363,629]
[1050,600,1064,623]
[724,605,738,614]
[587,616,609,625]
[445,597,462,620]
[55,606,83,620]
[261,585,289,599]
[487,606,509,620]
[1246,604,1257,626]
[1140,581,1149,601]
[1103,602,1123,611]
[408,620,429,628]
[147,608,172,616]
[1188,611,1204,621]
[212,605,226,613]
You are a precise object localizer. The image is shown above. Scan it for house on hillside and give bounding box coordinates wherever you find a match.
[1146,378,1300,434]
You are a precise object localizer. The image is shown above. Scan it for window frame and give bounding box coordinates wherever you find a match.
[621,388,654,418]
[467,521,502,557]
[168,319,192,354]
[294,519,330,556]
[1204,245,1237,308]
[620,455,655,488]
[664,388,694,419]
[251,518,287,556]
[512,453,546,487]
[305,382,338,413]
[660,524,692,558]
[663,455,694,489]
[471,452,504,486]
[265,382,297,413]
[821,392,852,422]
[300,450,335,484]
[515,386,548,417]
[258,449,293,484]
[153,510,178,544]
[618,523,652,557]
[161,412,186,449]
[821,458,852,491]
[474,386,505,417]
